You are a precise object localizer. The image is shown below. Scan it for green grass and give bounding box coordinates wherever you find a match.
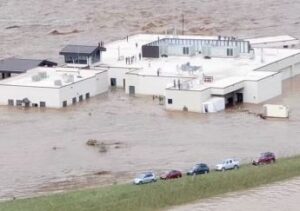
[2,156,300,211]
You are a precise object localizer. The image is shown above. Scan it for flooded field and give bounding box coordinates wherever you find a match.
[1,0,300,206]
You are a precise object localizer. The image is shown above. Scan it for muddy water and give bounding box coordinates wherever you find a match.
[1,0,300,202]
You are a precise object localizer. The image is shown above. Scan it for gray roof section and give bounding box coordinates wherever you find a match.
[0,58,57,73]
[59,45,105,56]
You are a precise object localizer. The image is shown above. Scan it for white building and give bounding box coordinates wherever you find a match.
[0,67,108,108]
[97,34,300,113]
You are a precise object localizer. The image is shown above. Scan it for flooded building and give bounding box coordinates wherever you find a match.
[98,34,300,113]
[0,67,108,108]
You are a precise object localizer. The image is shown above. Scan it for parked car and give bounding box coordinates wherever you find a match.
[252,152,276,165]
[160,170,182,180]
[133,172,157,185]
[216,158,240,171]
[187,163,209,176]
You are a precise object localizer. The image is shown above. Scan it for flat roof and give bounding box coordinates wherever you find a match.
[246,35,299,45]
[100,34,300,91]
[0,58,57,73]
[0,67,106,88]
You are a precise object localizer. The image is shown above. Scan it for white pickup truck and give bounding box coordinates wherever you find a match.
[215,158,240,171]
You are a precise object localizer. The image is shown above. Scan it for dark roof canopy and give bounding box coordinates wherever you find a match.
[59,45,106,56]
[0,58,57,74]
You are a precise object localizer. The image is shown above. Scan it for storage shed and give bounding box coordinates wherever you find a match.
[263,104,289,118]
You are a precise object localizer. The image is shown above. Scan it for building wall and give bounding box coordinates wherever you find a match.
[0,85,60,107]
[165,88,211,113]
[59,71,108,107]
[125,73,194,96]
[243,73,282,104]
[107,67,132,88]
[255,52,300,80]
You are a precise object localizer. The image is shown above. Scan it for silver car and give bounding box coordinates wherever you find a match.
[133,172,157,185]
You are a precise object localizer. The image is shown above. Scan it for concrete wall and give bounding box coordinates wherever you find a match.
[243,73,282,103]
[165,88,211,113]
[59,71,108,107]
[107,67,132,88]
[0,85,60,107]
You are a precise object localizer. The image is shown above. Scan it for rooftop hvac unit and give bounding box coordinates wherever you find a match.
[62,74,75,83]
[181,62,201,72]
[54,80,62,86]
[67,75,74,83]
[38,71,47,79]
[32,75,41,82]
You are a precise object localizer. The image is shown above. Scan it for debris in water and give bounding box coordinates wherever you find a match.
[94,171,110,176]
[49,29,82,35]
[99,142,108,153]
[5,25,20,30]
[86,139,98,146]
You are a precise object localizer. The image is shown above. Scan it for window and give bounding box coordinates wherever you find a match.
[86,93,90,99]
[168,99,173,104]
[8,99,14,106]
[62,101,67,107]
[227,48,233,56]
[72,97,77,104]
[79,95,83,102]
[32,103,38,107]
[16,100,22,106]
[183,47,189,55]
[40,101,46,107]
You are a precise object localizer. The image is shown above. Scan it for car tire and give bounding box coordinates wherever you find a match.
[222,168,226,172]
[234,165,239,170]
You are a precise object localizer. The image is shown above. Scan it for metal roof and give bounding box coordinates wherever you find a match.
[0,58,57,73]
[59,45,106,56]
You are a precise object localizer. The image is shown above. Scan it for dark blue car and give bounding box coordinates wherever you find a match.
[187,163,210,176]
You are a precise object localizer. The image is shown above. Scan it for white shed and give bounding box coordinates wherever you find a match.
[263,104,289,118]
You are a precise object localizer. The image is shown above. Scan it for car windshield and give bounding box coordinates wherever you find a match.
[260,153,270,158]
[192,165,199,170]
[137,174,146,179]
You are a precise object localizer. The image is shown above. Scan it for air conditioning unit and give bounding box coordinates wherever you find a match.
[54,80,62,86]
[32,75,41,82]
[38,71,47,79]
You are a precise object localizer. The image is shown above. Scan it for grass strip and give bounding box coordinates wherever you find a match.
[1,156,300,211]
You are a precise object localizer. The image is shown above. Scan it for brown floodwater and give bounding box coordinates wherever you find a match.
[1,0,300,202]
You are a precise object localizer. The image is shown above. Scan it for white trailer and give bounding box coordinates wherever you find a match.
[202,97,225,113]
[263,104,289,118]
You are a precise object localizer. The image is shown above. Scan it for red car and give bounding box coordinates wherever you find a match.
[252,152,276,165]
[160,170,182,180]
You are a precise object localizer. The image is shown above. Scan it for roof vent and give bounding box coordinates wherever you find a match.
[54,80,62,86]
[32,75,41,82]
